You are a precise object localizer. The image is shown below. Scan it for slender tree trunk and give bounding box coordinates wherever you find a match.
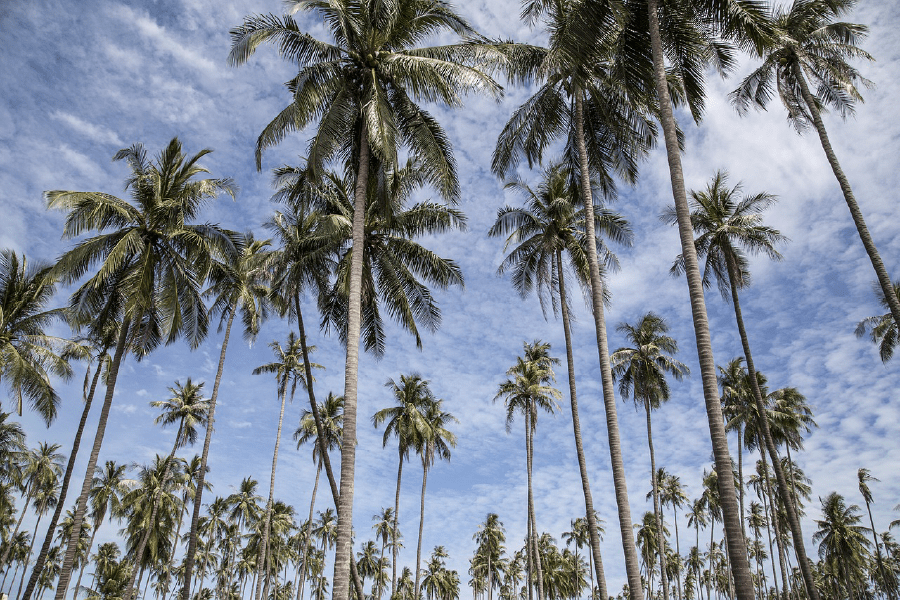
[723,255,817,600]
[56,316,131,600]
[758,480,779,600]
[413,461,428,600]
[74,517,101,600]
[22,354,106,600]
[864,500,892,600]
[298,460,322,600]
[737,429,745,543]
[525,411,533,600]
[555,251,608,600]
[16,509,44,600]
[673,504,683,600]
[526,411,544,600]
[332,124,370,600]
[645,400,670,600]
[392,455,404,598]
[181,307,234,600]
[1,493,34,569]
[758,454,788,600]
[573,89,644,600]
[789,60,900,330]
[293,298,365,600]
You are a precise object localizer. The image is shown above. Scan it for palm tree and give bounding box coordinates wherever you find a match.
[612,312,689,600]
[494,341,561,600]
[123,380,210,600]
[0,249,71,423]
[489,161,632,600]
[228,4,503,595]
[294,393,343,600]
[855,280,900,362]
[413,397,457,600]
[252,334,320,600]
[730,0,899,332]
[372,507,396,600]
[813,493,871,600]
[374,374,433,597]
[46,138,236,600]
[473,514,506,600]
[718,357,753,538]
[491,0,659,591]
[180,233,271,597]
[658,470,688,600]
[858,469,892,600]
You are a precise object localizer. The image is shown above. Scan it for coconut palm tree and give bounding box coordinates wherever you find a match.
[228,5,503,595]
[374,374,433,597]
[46,138,236,600]
[0,249,71,423]
[489,161,631,600]
[494,341,561,600]
[813,493,871,600]
[658,470,688,600]
[730,0,898,333]
[473,514,506,600]
[858,469,892,600]
[180,233,271,597]
[372,507,396,600]
[252,334,320,600]
[413,397,457,599]
[855,280,900,362]
[611,313,689,600]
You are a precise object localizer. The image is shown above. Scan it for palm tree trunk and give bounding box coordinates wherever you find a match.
[22,354,106,600]
[573,89,644,600]
[864,500,892,600]
[1,493,34,569]
[16,509,45,600]
[74,516,101,599]
[555,250,608,600]
[758,453,788,600]
[644,2,753,597]
[298,459,322,600]
[790,60,900,330]
[758,480,779,600]
[125,421,184,600]
[645,400,670,600]
[524,411,533,600]
[413,460,428,600]
[526,411,543,600]
[255,380,289,600]
[293,299,366,600]
[736,429,745,543]
[392,454,404,598]
[55,316,131,600]
[332,123,370,600]
[181,306,235,600]
[723,255,818,600]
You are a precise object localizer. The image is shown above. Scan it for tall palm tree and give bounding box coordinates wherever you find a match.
[0,249,71,423]
[473,514,506,600]
[855,280,900,362]
[730,0,899,330]
[413,397,457,600]
[251,334,320,600]
[489,161,632,600]
[46,137,236,600]
[372,507,396,600]
[858,468,892,600]
[718,357,752,538]
[374,374,433,597]
[228,5,502,595]
[293,393,343,600]
[658,470,688,600]
[494,341,561,600]
[611,313,688,600]
[813,493,871,600]
[180,233,271,597]
[123,380,210,600]
[491,0,658,591]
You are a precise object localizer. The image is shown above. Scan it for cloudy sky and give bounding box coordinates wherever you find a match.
[2,0,899,593]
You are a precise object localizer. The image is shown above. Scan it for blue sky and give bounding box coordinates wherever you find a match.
[2,0,899,593]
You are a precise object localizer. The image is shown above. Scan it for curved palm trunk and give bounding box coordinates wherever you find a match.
[255,380,289,600]
[294,297,366,600]
[790,61,900,331]
[643,3,753,597]
[413,461,428,600]
[125,421,185,600]
[298,458,322,600]
[181,307,235,600]
[55,316,131,600]
[723,255,818,600]
[74,515,101,599]
[736,429,745,544]
[333,125,370,600]
[22,354,106,600]
[758,480,779,600]
[555,251,608,600]
[573,90,644,600]
[392,457,403,598]
[525,411,543,600]
[644,400,670,600]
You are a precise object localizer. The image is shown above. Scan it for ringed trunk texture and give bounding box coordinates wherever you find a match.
[573,90,644,600]
[55,316,131,600]
[526,411,543,600]
[724,255,819,600]
[644,2,753,597]
[759,452,789,598]
[332,124,370,600]
[791,61,900,331]
[413,462,427,600]
[255,382,289,600]
[181,307,236,600]
[645,400,669,600]
[555,251,608,600]
[21,353,105,600]
[392,456,403,598]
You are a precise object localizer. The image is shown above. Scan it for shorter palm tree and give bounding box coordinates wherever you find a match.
[813,493,871,600]
[855,280,900,362]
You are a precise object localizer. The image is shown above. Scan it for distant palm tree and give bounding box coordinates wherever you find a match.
[473,514,506,600]
[612,313,688,600]
[658,470,688,600]
[813,493,871,600]
[858,469,892,600]
[372,507,396,600]
[855,280,900,362]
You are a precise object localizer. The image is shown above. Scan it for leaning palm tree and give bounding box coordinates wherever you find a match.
[611,313,689,600]
[179,233,271,593]
[489,161,632,600]
[730,0,898,331]
[228,5,503,595]
[123,379,210,600]
[494,341,561,600]
[855,280,900,363]
[46,137,236,600]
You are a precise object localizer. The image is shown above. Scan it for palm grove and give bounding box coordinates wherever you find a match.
[0,0,898,600]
